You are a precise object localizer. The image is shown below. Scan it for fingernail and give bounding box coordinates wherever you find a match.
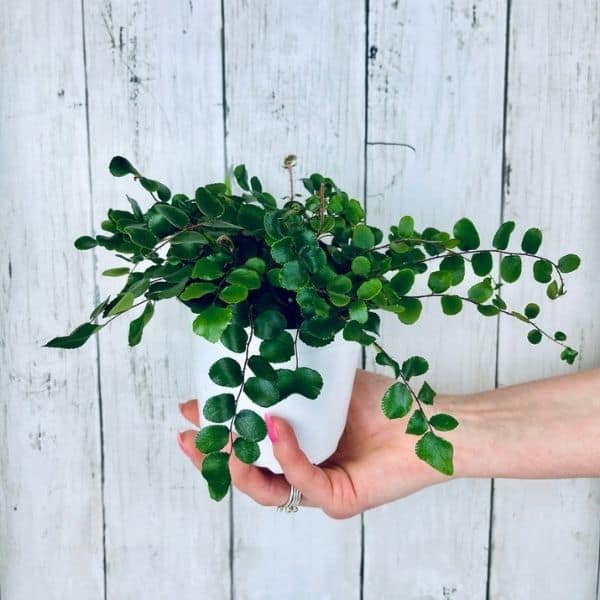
[264,413,279,443]
[177,432,194,459]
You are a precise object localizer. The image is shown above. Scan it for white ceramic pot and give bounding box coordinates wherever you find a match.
[194,331,361,473]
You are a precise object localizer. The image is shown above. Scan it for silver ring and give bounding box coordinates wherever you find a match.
[276,484,302,513]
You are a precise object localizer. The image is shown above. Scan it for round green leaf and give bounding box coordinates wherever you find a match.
[201,451,231,501]
[233,438,260,464]
[192,258,224,280]
[219,284,248,304]
[195,425,229,453]
[271,237,296,264]
[244,257,266,274]
[396,297,422,325]
[524,303,540,319]
[390,269,415,296]
[209,357,243,387]
[357,278,383,300]
[244,377,280,407]
[193,306,232,343]
[453,218,480,251]
[109,155,138,177]
[492,221,515,250]
[533,259,553,283]
[259,331,295,363]
[237,204,265,231]
[397,215,415,237]
[279,260,309,290]
[406,410,428,435]
[427,271,452,293]
[254,309,286,340]
[521,228,542,254]
[554,331,567,342]
[125,224,159,249]
[299,245,327,273]
[477,304,500,317]
[195,187,224,217]
[527,329,542,344]
[401,355,429,379]
[468,281,493,303]
[439,254,465,285]
[557,254,580,273]
[227,268,261,290]
[500,255,522,283]
[180,282,217,301]
[203,393,236,423]
[441,295,463,315]
[418,381,436,405]
[351,256,371,276]
[234,409,267,441]
[352,224,375,249]
[294,367,323,399]
[327,275,352,295]
[154,203,190,228]
[348,300,368,323]
[471,251,493,277]
[429,413,459,432]
[220,324,248,353]
[546,280,559,299]
[381,382,412,419]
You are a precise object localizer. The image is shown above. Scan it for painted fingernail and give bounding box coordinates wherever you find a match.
[264,413,279,443]
[177,432,194,459]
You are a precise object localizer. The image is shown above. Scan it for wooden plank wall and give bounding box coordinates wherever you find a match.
[1,1,598,599]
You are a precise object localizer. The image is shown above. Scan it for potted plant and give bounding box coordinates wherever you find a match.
[46,154,581,501]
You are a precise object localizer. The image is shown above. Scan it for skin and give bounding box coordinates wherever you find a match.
[178,367,600,519]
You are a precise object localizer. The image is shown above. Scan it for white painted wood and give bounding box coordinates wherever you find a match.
[82,1,229,598]
[224,1,365,598]
[364,2,507,598]
[490,2,600,599]
[0,1,104,598]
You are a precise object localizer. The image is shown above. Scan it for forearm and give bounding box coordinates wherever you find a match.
[439,368,600,479]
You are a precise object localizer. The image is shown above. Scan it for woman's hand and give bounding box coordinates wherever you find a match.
[177,369,449,519]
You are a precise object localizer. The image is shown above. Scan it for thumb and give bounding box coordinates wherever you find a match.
[265,414,332,507]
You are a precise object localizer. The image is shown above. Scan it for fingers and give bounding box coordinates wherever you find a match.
[266,414,333,508]
[179,399,200,426]
[177,429,203,469]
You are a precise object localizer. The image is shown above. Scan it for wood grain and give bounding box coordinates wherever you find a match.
[224,1,365,598]
[490,2,600,598]
[0,1,103,597]
[364,2,507,598]
[82,0,229,597]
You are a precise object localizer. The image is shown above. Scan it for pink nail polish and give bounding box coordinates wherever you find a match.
[264,413,279,443]
[177,432,194,459]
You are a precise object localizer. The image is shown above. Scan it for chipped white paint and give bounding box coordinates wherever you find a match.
[1,1,599,600]
[364,2,506,598]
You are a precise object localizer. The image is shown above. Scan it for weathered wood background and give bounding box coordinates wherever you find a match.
[1,1,599,599]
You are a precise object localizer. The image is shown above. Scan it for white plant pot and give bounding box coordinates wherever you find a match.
[194,331,361,473]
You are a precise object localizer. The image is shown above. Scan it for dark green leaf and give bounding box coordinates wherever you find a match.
[439,254,465,286]
[381,382,412,419]
[201,452,231,501]
[44,322,100,349]
[125,225,159,249]
[248,355,277,381]
[254,309,287,340]
[453,218,480,251]
[429,413,459,431]
[219,284,248,304]
[195,425,229,453]
[299,245,327,273]
[244,257,266,274]
[397,215,414,237]
[418,381,436,405]
[209,357,243,387]
[351,256,371,276]
[293,367,323,399]
[415,432,454,476]
[180,282,217,300]
[259,331,295,363]
[468,281,493,303]
[244,377,280,407]
[477,304,500,317]
[521,228,542,254]
[107,291,134,316]
[375,351,400,377]
[195,187,224,218]
[234,164,250,191]
[233,438,260,464]
[279,260,309,290]
[348,300,368,323]
[192,258,224,280]
[500,255,522,283]
[396,297,422,325]
[492,221,515,250]
[557,254,581,273]
[271,237,296,264]
[327,275,352,295]
[74,235,97,250]
[227,268,261,290]
[220,324,248,353]
[203,393,236,423]
[560,347,578,365]
[102,267,130,277]
[406,410,428,435]
[554,331,567,342]
[441,295,463,315]
[546,280,559,299]
[533,259,553,283]
[109,155,138,177]
[527,329,542,344]
[390,269,415,296]
[128,302,154,346]
[237,204,265,231]
[401,355,429,379]
[154,203,190,228]
[524,303,540,319]
[471,251,493,277]
[234,409,267,441]
[193,306,232,343]
[343,320,376,345]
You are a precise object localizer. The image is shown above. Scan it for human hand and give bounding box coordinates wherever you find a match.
[177,369,451,518]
